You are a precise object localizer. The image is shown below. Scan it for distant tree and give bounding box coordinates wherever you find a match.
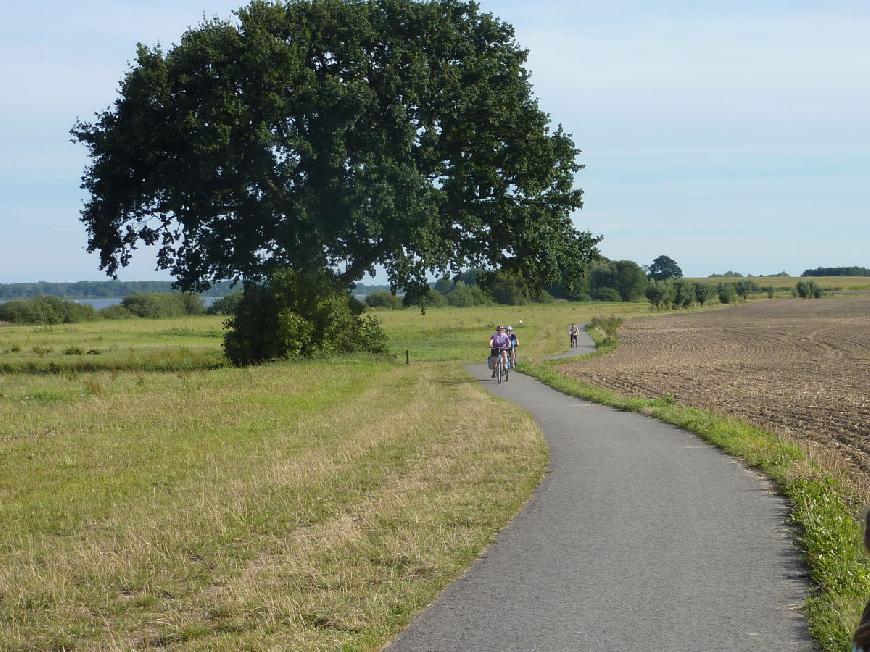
[795,279,823,298]
[693,283,715,305]
[365,290,403,309]
[717,283,738,304]
[591,287,621,302]
[672,280,695,308]
[432,276,455,295]
[611,260,648,301]
[445,281,491,307]
[648,255,683,281]
[0,296,97,324]
[802,266,870,277]
[208,292,243,315]
[734,279,758,301]
[645,281,675,310]
[709,271,743,278]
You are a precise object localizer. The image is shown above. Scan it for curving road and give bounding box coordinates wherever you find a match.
[386,330,813,651]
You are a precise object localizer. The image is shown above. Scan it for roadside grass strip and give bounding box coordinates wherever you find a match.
[0,359,546,650]
[521,325,869,652]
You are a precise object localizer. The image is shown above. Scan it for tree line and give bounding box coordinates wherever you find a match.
[0,293,213,324]
[802,267,870,277]
[0,281,236,300]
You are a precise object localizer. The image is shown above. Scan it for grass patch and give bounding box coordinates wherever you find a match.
[522,348,869,652]
[0,358,546,649]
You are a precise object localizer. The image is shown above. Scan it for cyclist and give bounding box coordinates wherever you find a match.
[506,325,519,367]
[489,325,511,379]
[569,323,579,348]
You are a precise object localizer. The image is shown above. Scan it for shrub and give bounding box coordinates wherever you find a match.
[717,283,738,304]
[100,304,133,319]
[795,279,823,298]
[694,283,715,305]
[734,279,759,300]
[207,292,243,315]
[0,296,97,324]
[672,281,695,308]
[645,281,674,310]
[766,286,775,298]
[590,287,622,302]
[64,346,84,355]
[365,290,403,309]
[487,271,532,305]
[446,281,491,307]
[589,315,623,342]
[121,293,204,318]
[223,269,388,366]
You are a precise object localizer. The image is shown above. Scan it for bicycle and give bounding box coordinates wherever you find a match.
[493,347,510,383]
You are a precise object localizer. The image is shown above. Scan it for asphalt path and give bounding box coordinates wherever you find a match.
[387,329,813,651]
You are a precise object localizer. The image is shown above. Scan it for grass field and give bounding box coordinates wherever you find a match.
[1,297,866,650]
[0,354,548,649]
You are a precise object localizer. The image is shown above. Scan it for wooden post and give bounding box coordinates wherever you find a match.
[406,349,410,365]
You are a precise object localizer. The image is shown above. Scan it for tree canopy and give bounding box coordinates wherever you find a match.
[72,0,599,300]
[648,255,683,281]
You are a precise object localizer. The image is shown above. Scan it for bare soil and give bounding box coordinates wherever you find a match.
[558,297,870,488]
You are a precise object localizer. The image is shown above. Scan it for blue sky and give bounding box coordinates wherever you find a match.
[1,0,868,283]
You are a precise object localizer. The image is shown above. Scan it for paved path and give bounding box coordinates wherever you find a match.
[387,330,813,651]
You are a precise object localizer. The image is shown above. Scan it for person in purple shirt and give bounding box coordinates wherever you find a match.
[489,325,511,378]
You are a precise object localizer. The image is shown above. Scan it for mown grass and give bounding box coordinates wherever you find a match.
[0,357,546,650]
[521,325,869,652]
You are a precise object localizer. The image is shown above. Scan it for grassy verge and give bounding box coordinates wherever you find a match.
[0,357,546,650]
[520,327,868,652]
[0,317,228,373]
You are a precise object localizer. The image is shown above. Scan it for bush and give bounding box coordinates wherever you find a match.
[207,292,243,315]
[223,269,388,366]
[589,315,623,343]
[0,296,97,324]
[717,283,738,304]
[590,287,621,302]
[795,279,823,299]
[734,279,759,300]
[672,281,695,308]
[694,283,715,305]
[446,281,491,307]
[365,290,403,309]
[645,281,674,310]
[121,293,204,318]
[100,304,133,319]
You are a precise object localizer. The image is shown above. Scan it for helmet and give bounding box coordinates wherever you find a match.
[506,326,513,331]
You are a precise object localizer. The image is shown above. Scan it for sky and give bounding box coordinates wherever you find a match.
[1,0,868,283]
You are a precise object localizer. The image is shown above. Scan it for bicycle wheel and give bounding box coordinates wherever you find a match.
[496,356,503,383]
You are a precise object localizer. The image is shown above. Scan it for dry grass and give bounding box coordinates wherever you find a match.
[0,360,546,650]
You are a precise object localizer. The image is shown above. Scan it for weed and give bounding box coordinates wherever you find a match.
[83,380,103,396]
[63,346,84,355]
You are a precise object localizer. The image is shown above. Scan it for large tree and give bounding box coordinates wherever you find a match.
[72,0,599,300]
[648,255,683,281]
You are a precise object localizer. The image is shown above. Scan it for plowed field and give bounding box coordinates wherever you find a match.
[558,297,870,486]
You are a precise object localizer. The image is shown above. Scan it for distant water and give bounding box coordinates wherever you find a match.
[0,297,220,309]
[78,297,221,309]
